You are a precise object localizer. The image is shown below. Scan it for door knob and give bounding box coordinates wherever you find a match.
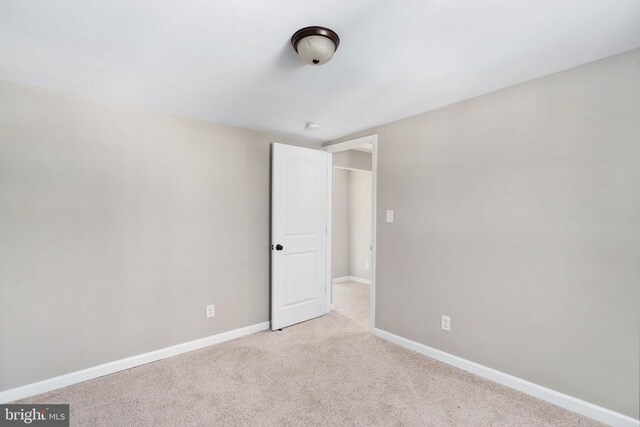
[275,244,283,251]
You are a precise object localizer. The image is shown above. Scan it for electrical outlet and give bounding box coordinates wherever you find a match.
[206,304,215,318]
[441,315,451,331]
[365,262,369,270]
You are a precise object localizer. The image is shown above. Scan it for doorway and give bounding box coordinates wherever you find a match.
[324,135,377,331]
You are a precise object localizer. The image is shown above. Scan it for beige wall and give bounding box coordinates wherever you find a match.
[332,149,373,282]
[349,170,372,280]
[332,167,373,282]
[332,168,350,278]
[0,80,314,391]
[332,150,372,171]
[328,49,640,418]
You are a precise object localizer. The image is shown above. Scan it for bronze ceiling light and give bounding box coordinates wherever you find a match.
[291,26,340,65]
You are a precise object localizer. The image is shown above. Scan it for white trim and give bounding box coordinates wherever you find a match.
[323,135,376,153]
[333,165,371,172]
[372,327,640,427]
[370,137,377,329]
[332,276,371,285]
[349,276,371,285]
[323,135,378,331]
[352,146,372,153]
[0,321,270,404]
[325,152,333,314]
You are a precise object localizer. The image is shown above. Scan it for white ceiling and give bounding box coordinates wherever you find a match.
[1,1,639,143]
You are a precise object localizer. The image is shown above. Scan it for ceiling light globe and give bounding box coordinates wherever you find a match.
[297,35,336,65]
[291,27,340,66]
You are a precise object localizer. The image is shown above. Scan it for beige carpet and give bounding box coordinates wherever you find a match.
[18,282,601,426]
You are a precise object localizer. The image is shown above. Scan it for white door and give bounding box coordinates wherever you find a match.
[271,143,328,330]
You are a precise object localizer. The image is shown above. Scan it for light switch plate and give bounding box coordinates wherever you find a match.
[386,210,394,223]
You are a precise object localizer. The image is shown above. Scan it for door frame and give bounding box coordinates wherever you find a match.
[323,134,378,330]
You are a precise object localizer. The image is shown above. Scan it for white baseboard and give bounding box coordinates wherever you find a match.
[332,276,371,285]
[372,328,639,427]
[0,321,270,404]
[348,276,371,285]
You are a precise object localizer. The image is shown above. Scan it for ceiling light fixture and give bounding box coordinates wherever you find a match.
[305,121,321,130]
[291,26,340,65]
